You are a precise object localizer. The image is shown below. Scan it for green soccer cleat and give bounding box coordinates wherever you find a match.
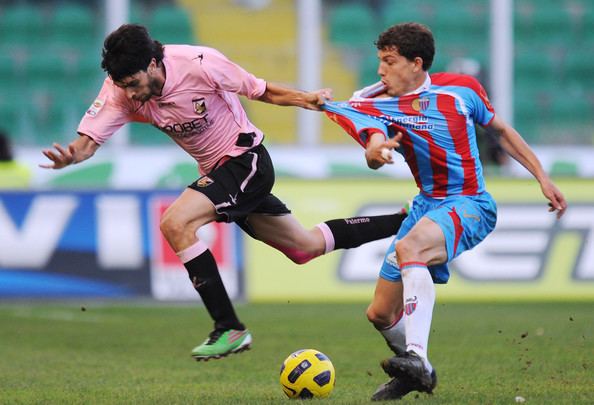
[191,329,252,361]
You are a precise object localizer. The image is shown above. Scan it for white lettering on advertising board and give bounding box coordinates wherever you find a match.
[339,204,594,282]
[0,196,78,268]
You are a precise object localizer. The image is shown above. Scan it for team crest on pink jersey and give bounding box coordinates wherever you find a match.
[192,97,206,115]
[195,176,213,187]
[412,97,430,112]
[404,296,418,315]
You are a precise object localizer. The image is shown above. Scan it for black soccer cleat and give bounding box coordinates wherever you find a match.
[371,377,413,401]
[380,351,437,394]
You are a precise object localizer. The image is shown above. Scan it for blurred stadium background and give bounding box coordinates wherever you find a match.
[1,1,593,403]
[1,1,593,303]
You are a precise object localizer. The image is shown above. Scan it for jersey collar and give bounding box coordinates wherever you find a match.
[403,73,431,96]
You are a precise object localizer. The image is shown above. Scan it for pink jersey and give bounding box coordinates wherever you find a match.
[78,45,267,175]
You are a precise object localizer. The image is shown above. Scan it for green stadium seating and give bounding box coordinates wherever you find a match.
[0,4,44,50]
[328,3,376,48]
[513,92,548,142]
[514,52,559,85]
[358,52,379,87]
[550,96,592,124]
[22,53,71,94]
[48,4,98,49]
[27,95,68,145]
[74,51,105,92]
[432,3,488,46]
[129,1,150,25]
[514,2,574,50]
[0,54,15,76]
[147,5,195,44]
[563,49,594,86]
[0,55,21,99]
[0,99,21,139]
[381,1,428,28]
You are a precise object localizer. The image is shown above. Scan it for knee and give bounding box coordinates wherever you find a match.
[395,238,418,263]
[159,210,186,241]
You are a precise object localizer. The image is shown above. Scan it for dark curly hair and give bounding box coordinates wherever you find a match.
[375,22,435,71]
[101,24,165,81]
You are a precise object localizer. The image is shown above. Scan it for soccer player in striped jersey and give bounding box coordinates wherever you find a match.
[322,22,567,400]
[39,24,408,361]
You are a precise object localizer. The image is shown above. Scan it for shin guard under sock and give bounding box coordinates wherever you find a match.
[180,243,244,331]
[401,262,435,372]
[323,212,405,250]
[379,310,406,355]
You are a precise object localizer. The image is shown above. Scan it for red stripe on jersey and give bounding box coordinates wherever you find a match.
[399,131,422,190]
[436,94,478,195]
[324,111,366,147]
[447,207,464,256]
[400,261,428,268]
[399,96,448,197]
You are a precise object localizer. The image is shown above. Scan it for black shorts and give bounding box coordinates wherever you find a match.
[188,143,291,226]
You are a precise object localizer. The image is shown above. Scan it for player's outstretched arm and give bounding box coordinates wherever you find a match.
[258,82,332,111]
[487,115,567,218]
[40,134,100,169]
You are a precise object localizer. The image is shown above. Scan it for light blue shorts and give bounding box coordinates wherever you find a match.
[380,192,497,284]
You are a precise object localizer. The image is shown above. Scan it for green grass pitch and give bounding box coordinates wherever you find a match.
[0,301,592,404]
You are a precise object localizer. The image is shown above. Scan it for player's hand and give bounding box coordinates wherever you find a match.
[303,88,333,111]
[365,132,402,169]
[540,178,567,219]
[40,143,76,169]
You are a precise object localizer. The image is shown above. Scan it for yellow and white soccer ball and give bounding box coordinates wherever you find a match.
[279,349,335,399]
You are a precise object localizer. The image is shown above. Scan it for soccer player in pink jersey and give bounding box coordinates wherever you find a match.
[322,23,567,400]
[40,24,409,361]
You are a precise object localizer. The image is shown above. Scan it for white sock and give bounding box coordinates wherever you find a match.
[379,310,406,354]
[401,261,435,372]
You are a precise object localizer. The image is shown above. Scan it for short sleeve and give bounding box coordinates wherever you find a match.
[77,78,133,144]
[467,77,495,126]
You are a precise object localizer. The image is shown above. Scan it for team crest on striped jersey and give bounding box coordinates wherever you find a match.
[412,97,430,112]
[404,296,418,315]
[195,176,213,187]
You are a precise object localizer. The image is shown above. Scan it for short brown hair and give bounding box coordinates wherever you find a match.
[376,22,435,71]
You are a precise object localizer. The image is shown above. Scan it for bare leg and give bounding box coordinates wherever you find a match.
[160,188,244,333]
[243,209,407,264]
[244,213,326,264]
[160,188,218,252]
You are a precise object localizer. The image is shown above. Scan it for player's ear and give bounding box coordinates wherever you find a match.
[148,58,157,73]
[413,57,423,72]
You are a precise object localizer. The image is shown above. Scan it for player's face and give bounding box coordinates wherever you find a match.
[114,60,160,103]
[377,47,423,97]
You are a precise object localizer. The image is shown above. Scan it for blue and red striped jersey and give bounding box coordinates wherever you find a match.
[323,73,495,197]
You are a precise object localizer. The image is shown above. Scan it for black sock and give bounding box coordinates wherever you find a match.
[184,249,245,331]
[324,213,406,250]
